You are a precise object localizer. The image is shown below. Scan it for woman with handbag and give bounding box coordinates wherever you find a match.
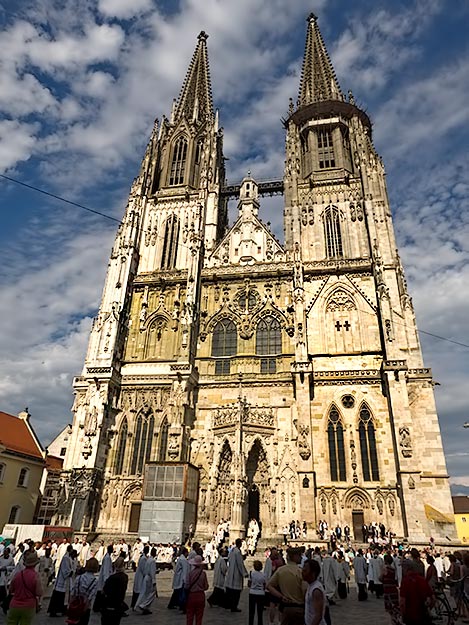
[184,555,208,625]
[66,557,99,625]
[6,551,43,625]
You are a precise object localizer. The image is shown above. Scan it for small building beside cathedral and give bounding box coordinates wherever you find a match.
[57,16,456,542]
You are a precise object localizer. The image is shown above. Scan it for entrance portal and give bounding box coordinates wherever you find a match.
[129,502,141,533]
[352,510,364,541]
[248,485,260,521]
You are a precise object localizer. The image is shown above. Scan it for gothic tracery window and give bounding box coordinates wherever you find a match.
[212,319,237,375]
[359,403,379,481]
[256,315,282,374]
[317,128,335,169]
[323,205,343,258]
[131,412,155,475]
[114,418,128,474]
[169,136,188,185]
[161,214,179,269]
[327,405,346,481]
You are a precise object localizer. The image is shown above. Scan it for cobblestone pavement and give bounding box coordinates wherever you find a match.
[4,568,390,625]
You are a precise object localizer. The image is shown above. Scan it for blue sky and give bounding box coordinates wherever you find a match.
[1,0,469,493]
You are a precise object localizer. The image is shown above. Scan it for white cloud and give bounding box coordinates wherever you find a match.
[98,0,153,19]
[0,120,38,171]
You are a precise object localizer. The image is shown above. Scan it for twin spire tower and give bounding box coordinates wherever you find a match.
[59,15,454,542]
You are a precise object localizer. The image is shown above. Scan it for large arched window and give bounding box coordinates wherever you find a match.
[359,403,379,481]
[323,205,343,258]
[317,128,335,169]
[256,316,282,374]
[169,136,188,185]
[17,467,29,487]
[327,405,346,481]
[114,418,128,475]
[159,419,169,461]
[131,413,155,475]
[161,214,179,269]
[212,319,237,375]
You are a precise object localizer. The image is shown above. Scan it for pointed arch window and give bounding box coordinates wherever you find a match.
[317,128,335,168]
[169,136,188,185]
[161,214,180,269]
[324,205,343,258]
[327,405,346,481]
[159,419,169,461]
[212,319,237,375]
[131,412,155,475]
[359,404,379,481]
[256,315,282,374]
[114,418,128,475]
[193,138,203,185]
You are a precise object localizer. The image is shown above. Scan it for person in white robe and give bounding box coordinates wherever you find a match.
[225,538,248,612]
[131,546,149,609]
[79,541,91,567]
[72,539,82,556]
[135,548,158,614]
[368,551,384,597]
[94,541,105,566]
[320,552,338,602]
[48,546,75,616]
[168,547,190,609]
[131,540,143,571]
[208,547,228,608]
[55,540,69,572]
[353,549,368,601]
[0,548,15,606]
[38,547,53,591]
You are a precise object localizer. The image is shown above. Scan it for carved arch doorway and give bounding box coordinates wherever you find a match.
[245,440,270,533]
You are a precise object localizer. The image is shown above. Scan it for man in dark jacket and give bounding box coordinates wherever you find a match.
[101,557,128,625]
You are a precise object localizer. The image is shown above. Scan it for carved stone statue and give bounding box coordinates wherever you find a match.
[399,426,412,457]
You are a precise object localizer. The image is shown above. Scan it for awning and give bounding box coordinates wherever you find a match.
[424,504,454,524]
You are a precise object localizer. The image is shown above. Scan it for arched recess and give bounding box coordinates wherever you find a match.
[158,418,169,461]
[358,402,380,481]
[215,440,233,520]
[114,417,128,475]
[343,486,372,510]
[192,137,204,186]
[278,465,298,523]
[161,214,180,269]
[327,404,346,482]
[246,439,272,532]
[324,286,363,353]
[144,315,170,359]
[130,411,155,475]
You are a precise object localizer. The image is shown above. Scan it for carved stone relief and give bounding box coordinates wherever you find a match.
[399,427,413,458]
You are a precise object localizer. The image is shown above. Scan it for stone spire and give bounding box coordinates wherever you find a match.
[174,31,214,122]
[298,13,342,106]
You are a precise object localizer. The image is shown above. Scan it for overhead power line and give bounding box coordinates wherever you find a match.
[1,172,468,351]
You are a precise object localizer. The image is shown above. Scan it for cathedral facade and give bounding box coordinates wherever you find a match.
[58,16,455,542]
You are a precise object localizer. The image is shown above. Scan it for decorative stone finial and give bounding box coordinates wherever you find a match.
[307,12,317,22]
[198,31,208,41]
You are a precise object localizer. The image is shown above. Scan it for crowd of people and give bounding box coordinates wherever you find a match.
[1,531,469,625]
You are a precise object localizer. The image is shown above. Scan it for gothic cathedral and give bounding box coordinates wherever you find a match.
[59,16,455,542]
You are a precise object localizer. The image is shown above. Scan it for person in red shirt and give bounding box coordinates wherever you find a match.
[399,559,434,625]
[7,551,43,625]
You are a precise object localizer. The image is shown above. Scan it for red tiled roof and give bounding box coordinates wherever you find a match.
[46,455,63,470]
[0,411,44,460]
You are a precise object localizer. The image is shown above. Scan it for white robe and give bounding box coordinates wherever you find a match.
[264,558,273,582]
[320,556,337,599]
[225,547,247,590]
[172,555,190,590]
[97,553,113,592]
[353,555,368,585]
[136,558,157,609]
[213,557,227,589]
[55,543,69,570]
[368,556,384,584]
[133,554,148,594]
[0,555,15,587]
[54,554,73,593]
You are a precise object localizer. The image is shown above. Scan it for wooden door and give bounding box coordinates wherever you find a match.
[128,503,141,533]
[352,510,364,541]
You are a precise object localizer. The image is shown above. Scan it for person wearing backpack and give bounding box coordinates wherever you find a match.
[184,555,208,625]
[66,558,99,625]
[6,551,43,625]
